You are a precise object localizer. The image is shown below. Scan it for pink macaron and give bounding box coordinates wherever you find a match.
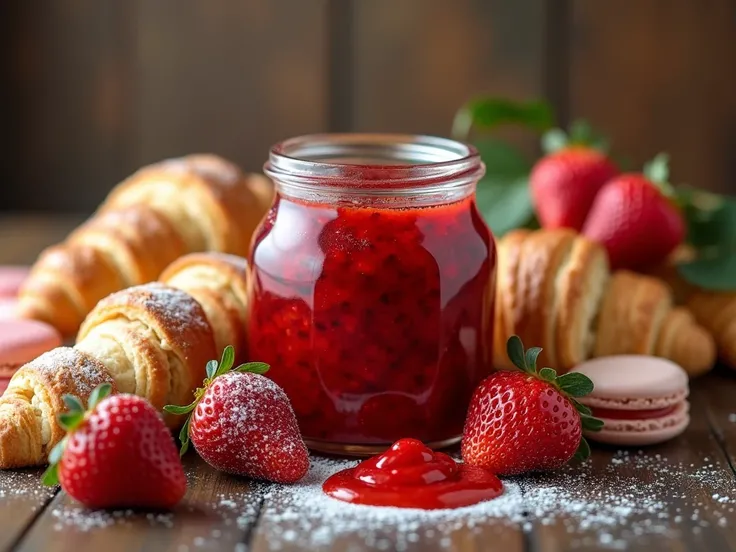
[0,364,16,395]
[0,298,19,320]
[0,266,30,298]
[0,319,62,370]
[570,355,690,446]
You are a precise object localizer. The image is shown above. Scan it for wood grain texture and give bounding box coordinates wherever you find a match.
[3,1,135,212]
[15,456,265,552]
[0,215,85,265]
[134,0,329,175]
[351,0,547,150]
[570,0,736,194]
[0,469,57,551]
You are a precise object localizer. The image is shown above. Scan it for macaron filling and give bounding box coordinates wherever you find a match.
[590,405,679,421]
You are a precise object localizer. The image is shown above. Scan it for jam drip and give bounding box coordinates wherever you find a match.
[323,438,504,510]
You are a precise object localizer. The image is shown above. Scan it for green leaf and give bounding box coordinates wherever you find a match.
[205,360,218,380]
[58,411,84,432]
[678,254,736,292]
[570,398,592,417]
[539,367,557,382]
[573,438,591,461]
[557,373,595,397]
[643,152,670,184]
[473,139,534,237]
[178,416,192,457]
[506,335,528,372]
[163,401,198,416]
[214,346,236,378]
[524,347,543,372]
[48,438,66,465]
[87,383,112,411]
[42,463,60,487]
[234,362,270,375]
[452,98,554,141]
[581,415,605,432]
[541,128,569,154]
[62,395,84,414]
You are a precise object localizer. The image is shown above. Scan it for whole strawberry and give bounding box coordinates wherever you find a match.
[43,384,186,509]
[530,123,618,230]
[462,336,602,476]
[582,154,686,269]
[165,346,309,484]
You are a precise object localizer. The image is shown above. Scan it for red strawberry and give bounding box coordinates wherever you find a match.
[582,154,686,269]
[530,123,618,230]
[43,385,186,509]
[165,346,309,484]
[462,336,601,476]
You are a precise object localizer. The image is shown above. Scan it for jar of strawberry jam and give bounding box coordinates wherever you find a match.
[249,134,496,455]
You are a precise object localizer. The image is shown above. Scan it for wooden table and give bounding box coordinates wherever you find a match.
[2,215,736,552]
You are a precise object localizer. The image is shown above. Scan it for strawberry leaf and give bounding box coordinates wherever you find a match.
[42,463,60,487]
[539,367,557,382]
[506,335,529,372]
[58,411,85,432]
[643,152,670,184]
[214,346,236,378]
[163,401,198,416]
[451,98,554,141]
[234,362,270,375]
[87,383,112,411]
[178,416,192,457]
[205,360,218,380]
[62,395,84,414]
[524,347,543,372]
[570,398,592,417]
[542,128,569,154]
[48,437,66,465]
[581,415,605,432]
[556,373,595,397]
[573,437,591,461]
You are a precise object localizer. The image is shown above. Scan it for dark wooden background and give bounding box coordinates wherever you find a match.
[1,0,735,213]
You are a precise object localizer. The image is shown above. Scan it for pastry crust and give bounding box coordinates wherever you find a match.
[0,348,117,468]
[688,291,736,368]
[76,283,217,425]
[159,253,250,361]
[655,307,716,377]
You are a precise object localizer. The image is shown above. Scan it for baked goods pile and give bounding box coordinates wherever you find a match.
[493,229,717,377]
[17,154,270,337]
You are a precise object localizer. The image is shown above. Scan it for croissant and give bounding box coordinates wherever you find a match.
[159,253,250,361]
[493,229,716,376]
[18,154,269,337]
[75,283,217,423]
[687,291,736,368]
[493,229,609,372]
[0,348,117,468]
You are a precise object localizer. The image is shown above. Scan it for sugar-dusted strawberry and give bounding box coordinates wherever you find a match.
[582,154,686,269]
[530,123,618,230]
[43,384,186,509]
[462,336,602,476]
[164,346,309,484]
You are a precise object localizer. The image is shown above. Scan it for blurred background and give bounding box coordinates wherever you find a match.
[1,0,735,214]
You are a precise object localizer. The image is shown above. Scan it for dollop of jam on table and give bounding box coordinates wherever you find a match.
[322,438,504,510]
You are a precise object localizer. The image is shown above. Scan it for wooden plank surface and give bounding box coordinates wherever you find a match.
[0,470,57,551]
[569,0,736,193]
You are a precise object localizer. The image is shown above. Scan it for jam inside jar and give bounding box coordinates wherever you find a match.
[249,134,496,455]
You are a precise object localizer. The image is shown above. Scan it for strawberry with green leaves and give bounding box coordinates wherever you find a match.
[43,384,187,509]
[462,336,603,476]
[530,121,619,231]
[582,153,686,270]
[164,346,309,484]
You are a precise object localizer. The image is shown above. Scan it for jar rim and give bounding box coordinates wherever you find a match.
[264,133,484,193]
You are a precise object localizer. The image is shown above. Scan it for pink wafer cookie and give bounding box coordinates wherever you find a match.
[0,266,29,297]
[0,319,63,368]
[570,355,690,446]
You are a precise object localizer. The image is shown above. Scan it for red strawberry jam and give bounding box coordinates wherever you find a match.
[323,438,503,509]
[250,134,495,453]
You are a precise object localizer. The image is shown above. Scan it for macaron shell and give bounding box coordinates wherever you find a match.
[0,298,19,320]
[0,319,62,366]
[0,363,19,396]
[586,401,690,446]
[571,355,689,410]
[0,266,30,297]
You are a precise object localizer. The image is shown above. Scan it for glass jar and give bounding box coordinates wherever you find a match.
[248,133,496,456]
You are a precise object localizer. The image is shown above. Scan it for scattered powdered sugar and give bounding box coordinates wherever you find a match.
[40,451,736,550]
[0,469,56,502]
